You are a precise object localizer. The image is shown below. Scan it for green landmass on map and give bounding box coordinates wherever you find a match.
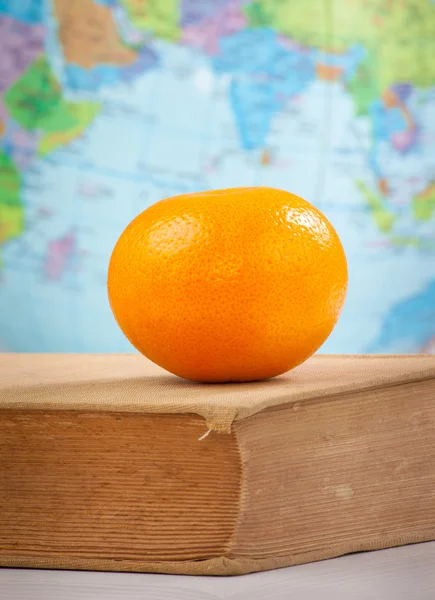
[244,0,435,91]
[0,151,21,208]
[356,180,396,233]
[390,235,435,250]
[120,0,181,41]
[38,102,101,156]
[355,180,435,249]
[347,51,379,116]
[245,0,435,240]
[412,183,435,222]
[4,56,63,130]
[0,151,24,252]
[4,55,101,155]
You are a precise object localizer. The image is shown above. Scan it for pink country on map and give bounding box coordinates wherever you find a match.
[182,1,246,55]
[44,230,77,281]
[0,15,44,93]
[180,0,232,25]
[383,84,417,153]
[2,118,39,169]
[0,14,44,165]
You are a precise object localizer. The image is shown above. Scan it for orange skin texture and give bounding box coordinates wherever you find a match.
[108,187,348,382]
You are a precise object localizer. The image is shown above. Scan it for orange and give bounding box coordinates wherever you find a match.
[108,187,348,382]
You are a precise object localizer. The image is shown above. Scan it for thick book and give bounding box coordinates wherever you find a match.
[0,353,434,576]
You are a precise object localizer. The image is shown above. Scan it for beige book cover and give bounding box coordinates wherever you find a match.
[0,353,434,575]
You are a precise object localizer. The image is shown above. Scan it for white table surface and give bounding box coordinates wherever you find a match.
[1,543,434,600]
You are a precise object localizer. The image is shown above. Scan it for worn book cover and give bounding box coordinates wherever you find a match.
[1,354,434,575]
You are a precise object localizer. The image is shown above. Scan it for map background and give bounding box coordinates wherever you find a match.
[0,0,434,355]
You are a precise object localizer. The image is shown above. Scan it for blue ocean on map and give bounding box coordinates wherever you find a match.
[0,0,434,355]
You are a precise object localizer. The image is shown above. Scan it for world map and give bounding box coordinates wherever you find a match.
[0,0,434,355]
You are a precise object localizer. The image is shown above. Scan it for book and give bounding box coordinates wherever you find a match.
[0,353,434,576]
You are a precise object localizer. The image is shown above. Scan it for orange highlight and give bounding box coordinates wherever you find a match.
[316,63,343,82]
[260,150,271,166]
[382,89,398,108]
[382,88,415,133]
[378,178,389,196]
[416,182,435,201]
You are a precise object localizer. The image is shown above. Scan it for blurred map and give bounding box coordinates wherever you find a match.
[0,0,434,354]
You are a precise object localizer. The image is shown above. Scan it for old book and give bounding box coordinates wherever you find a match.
[0,353,434,576]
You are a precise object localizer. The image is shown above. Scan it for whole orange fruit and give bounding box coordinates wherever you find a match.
[108,187,347,382]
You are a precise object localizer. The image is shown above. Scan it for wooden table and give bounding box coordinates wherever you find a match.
[1,542,434,599]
